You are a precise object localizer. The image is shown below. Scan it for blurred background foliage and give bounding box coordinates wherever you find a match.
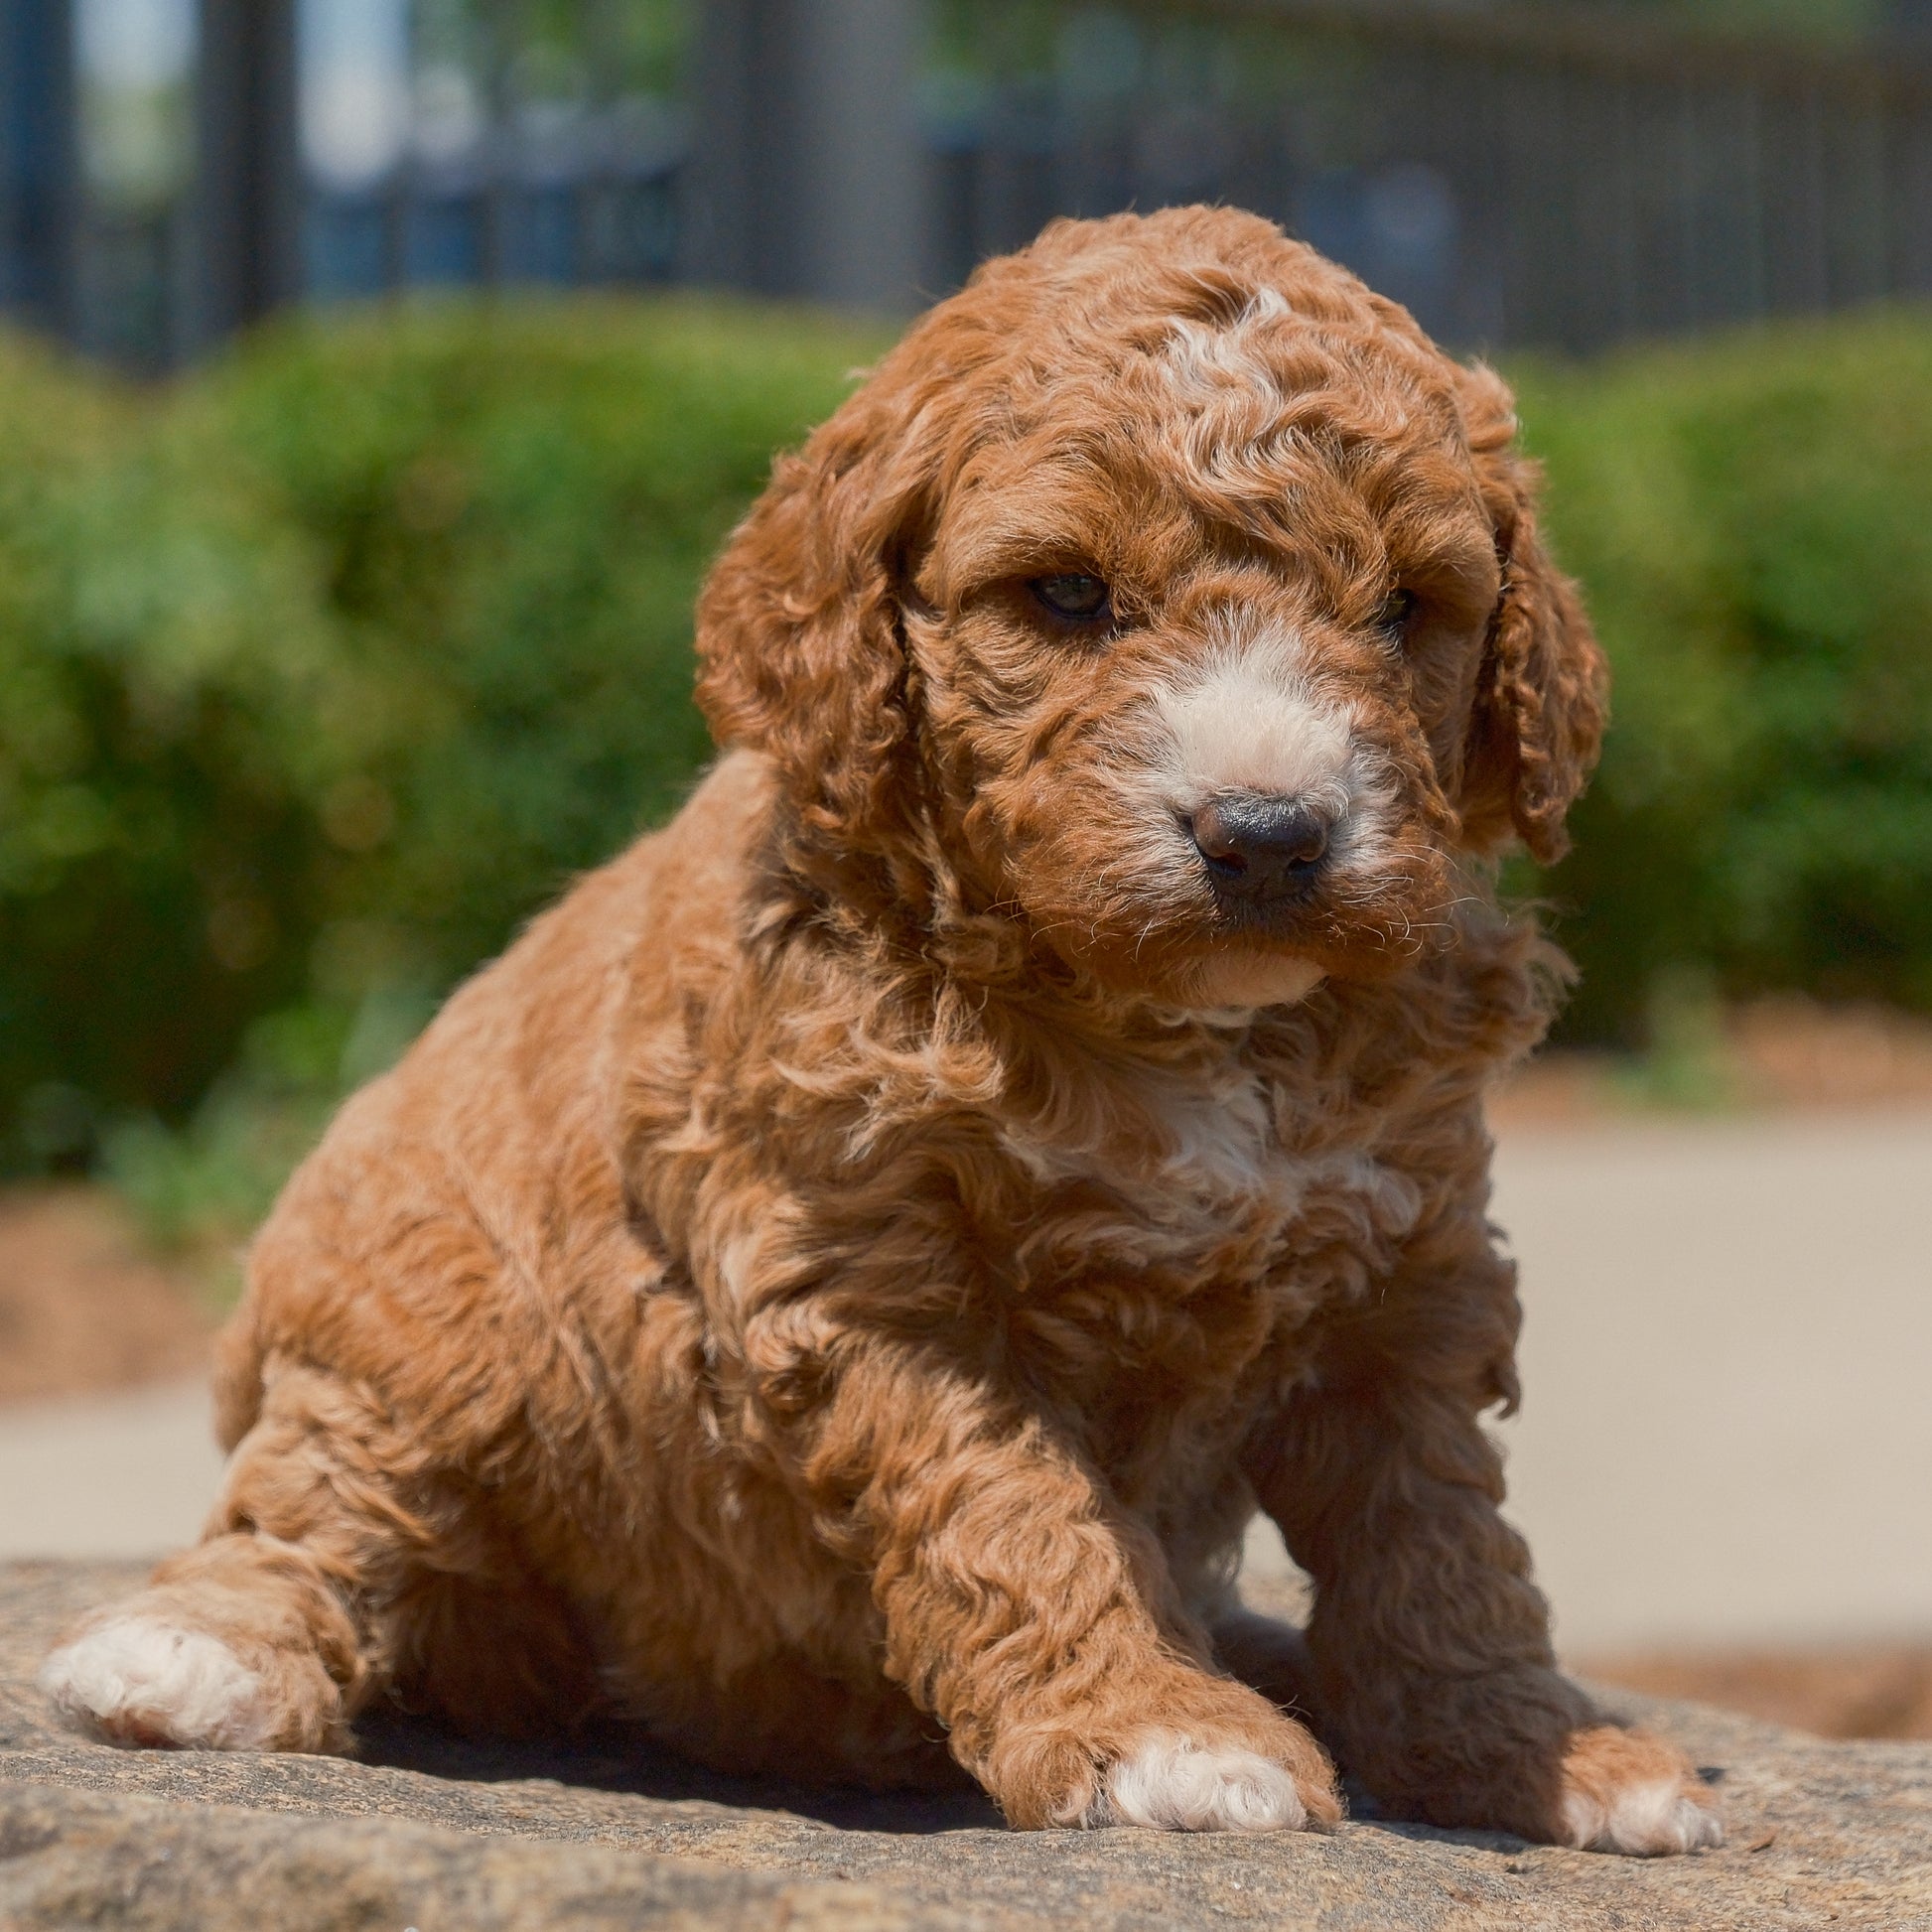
[1518,315,1932,1042]
[0,296,887,1242]
[1,293,1929,1251]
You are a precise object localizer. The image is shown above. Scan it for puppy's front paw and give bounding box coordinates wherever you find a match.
[1080,1729,1330,1833]
[41,1614,280,1750]
[39,1607,345,1753]
[1557,1725,1724,1856]
[981,1671,1341,1832]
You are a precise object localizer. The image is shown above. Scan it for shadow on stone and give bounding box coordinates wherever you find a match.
[352,1705,1005,1832]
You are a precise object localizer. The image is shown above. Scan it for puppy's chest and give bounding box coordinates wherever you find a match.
[994,1057,1421,1306]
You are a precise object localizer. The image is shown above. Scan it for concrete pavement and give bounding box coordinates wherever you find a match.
[1245,1105,1932,1652]
[6,1108,1930,1653]
[0,1378,220,1561]
[1493,1106,1932,1651]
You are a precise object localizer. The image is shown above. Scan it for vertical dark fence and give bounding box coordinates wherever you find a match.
[683,0,922,309]
[303,0,689,303]
[923,1,1932,354]
[6,0,1932,368]
[195,0,302,347]
[0,0,77,337]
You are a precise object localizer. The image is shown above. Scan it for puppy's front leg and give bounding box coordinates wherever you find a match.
[790,1337,1340,1833]
[1248,1222,1723,1856]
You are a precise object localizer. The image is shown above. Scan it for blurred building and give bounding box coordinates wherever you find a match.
[3,0,1932,367]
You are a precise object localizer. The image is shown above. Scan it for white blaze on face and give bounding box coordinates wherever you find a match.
[1153,633,1357,821]
[1141,629,1401,1012]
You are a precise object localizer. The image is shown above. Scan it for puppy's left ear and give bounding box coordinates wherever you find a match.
[1454,365,1608,865]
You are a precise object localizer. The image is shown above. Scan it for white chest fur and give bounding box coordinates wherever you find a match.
[995,1048,1422,1266]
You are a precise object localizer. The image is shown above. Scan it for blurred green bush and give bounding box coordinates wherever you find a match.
[0,297,886,1218]
[1517,313,1932,1043]
[2,296,1929,1241]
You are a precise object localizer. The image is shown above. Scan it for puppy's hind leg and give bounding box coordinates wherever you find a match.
[41,1365,438,1754]
[1247,1227,1724,1855]
[41,1534,364,1752]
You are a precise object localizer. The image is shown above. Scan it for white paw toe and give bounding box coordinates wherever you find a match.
[1085,1732,1308,1834]
[39,1615,277,1751]
[1562,1775,1725,1856]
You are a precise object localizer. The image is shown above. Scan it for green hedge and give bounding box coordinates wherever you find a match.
[0,337,336,1163]
[3,295,1930,1195]
[0,298,887,1177]
[1519,314,1932,1041]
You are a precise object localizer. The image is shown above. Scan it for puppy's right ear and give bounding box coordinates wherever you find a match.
[695,378,939,867]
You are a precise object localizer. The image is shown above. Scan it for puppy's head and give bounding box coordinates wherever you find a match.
[697,207,1603,1010]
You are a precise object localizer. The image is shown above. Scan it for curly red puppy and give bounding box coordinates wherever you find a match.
[44,207,1720,1853]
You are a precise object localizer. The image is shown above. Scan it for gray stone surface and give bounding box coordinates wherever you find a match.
[4,1561,1929,1929]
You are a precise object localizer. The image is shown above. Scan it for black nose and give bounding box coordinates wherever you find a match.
[1189,794,1331,901]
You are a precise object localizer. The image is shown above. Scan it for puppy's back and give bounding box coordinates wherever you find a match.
[214,751,773,1460]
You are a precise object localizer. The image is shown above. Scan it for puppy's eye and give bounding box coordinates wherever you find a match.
[1031,573,1112,622]
[1376,587,1417,642]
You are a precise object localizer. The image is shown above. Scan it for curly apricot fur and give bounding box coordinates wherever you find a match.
[46,209,1714,1852]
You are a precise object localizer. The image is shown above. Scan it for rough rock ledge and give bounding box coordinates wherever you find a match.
[4,1562,1927,1930]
